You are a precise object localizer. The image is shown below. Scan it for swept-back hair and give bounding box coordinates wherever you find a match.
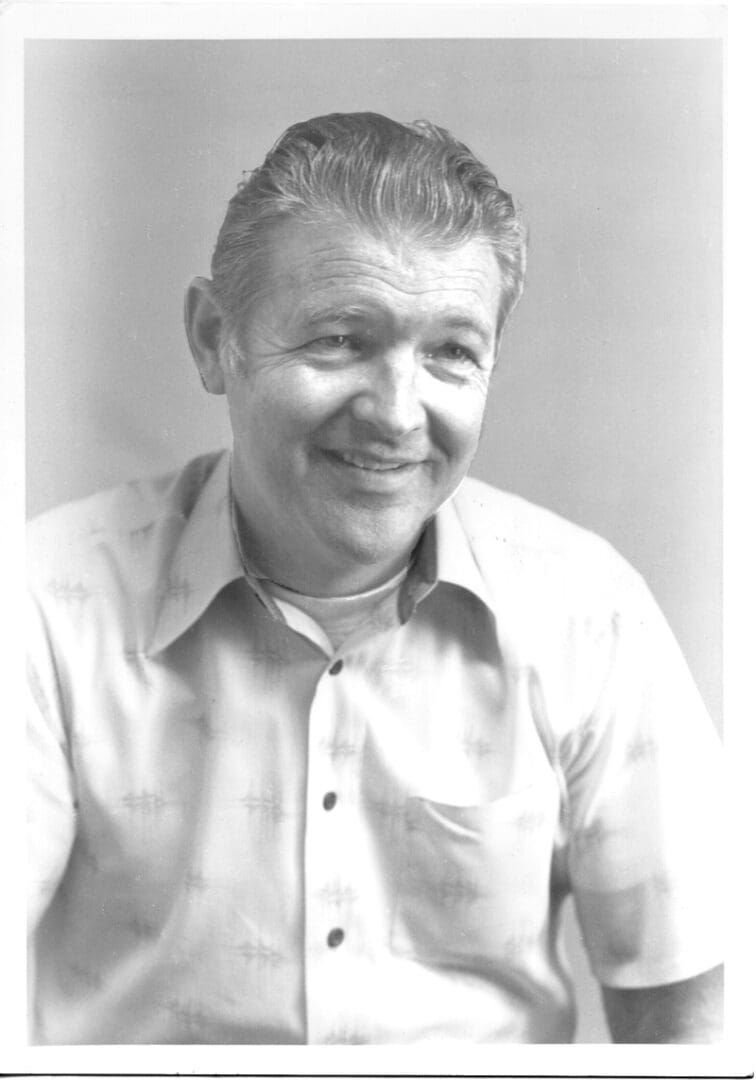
[211,111,527,333]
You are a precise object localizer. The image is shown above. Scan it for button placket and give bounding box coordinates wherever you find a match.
[303,656,365,1041]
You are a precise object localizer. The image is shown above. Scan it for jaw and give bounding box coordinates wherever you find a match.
[278,494,431,595]
[312,492,426,563]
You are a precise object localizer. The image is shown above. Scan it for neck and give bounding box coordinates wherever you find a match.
[269,557,410,598]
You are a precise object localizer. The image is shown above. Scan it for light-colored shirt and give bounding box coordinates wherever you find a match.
[27,450,723,1044]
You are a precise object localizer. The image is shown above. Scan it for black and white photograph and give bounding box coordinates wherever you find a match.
[1,1,751,1074]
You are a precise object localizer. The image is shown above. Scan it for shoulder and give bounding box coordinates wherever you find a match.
[28,452,224,572]
[452,479,690,750]
[454,475,596,541]
[452,475,649,626]
[26,451,228,644]
[455,475,633,571]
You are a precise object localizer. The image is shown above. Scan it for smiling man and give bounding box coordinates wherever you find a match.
[188,220,501,597]
[27,112,723,1044]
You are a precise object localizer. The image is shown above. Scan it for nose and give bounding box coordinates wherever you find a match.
[350,350,425,438]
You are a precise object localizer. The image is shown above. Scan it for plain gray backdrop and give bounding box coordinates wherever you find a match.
[25,37,722,1044]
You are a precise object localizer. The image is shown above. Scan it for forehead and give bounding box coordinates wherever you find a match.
[257,218,503,325]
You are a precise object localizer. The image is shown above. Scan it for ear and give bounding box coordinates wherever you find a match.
[184,277,228,395]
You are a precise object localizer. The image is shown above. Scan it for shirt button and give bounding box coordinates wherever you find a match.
[328,659,343,675]
[327,927,345,948]
[323,791,337,811]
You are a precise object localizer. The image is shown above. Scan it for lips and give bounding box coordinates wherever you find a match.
[325,449,424,472]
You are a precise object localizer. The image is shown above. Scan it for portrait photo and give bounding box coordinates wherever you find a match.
[2,2,745,1074]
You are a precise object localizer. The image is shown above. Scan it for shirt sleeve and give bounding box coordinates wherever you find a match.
[561,569,723,989]
[27,591,77,935]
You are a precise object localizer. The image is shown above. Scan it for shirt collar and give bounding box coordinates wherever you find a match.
[148,451,245,655]
[149,454,495,653]
[399,485,496,622]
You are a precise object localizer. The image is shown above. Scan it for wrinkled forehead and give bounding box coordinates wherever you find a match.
[240,214,508,330]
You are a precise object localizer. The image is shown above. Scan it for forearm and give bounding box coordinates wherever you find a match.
[601,964,723,1043]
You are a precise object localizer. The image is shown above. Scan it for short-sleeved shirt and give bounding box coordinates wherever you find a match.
[27,450,723,1044]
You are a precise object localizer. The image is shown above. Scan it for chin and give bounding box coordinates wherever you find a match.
[324,514,424,571]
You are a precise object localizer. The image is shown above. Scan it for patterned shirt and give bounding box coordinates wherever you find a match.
[27,450,723,1044]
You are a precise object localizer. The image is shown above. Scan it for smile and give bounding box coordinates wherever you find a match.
[328,450,421,472]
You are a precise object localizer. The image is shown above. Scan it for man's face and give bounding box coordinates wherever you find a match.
[220,218,502,593]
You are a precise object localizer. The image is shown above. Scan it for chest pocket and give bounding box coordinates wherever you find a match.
[390,781,560,965]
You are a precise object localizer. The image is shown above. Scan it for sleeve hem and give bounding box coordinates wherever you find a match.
[591,948,724,990]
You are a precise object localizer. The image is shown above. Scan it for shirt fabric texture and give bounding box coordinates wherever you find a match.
[27,450,723,1044]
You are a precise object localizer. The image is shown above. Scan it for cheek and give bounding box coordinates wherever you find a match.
[429,389,488,459]
[227,376,326,448]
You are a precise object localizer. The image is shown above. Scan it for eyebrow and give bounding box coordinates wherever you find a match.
[436,314,493,347]
[298,303,493,345]
[297,302,372,326]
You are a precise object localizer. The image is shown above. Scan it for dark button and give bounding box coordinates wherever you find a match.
[327,927,345,948]
[323,791,337,811]
[329,659,343,675]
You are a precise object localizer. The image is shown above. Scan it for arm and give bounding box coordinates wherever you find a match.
[27,594,77,935]
[563,569,724,1038]
[601,964,723,1043]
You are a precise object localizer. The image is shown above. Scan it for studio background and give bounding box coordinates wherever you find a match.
[25,37,722,1044]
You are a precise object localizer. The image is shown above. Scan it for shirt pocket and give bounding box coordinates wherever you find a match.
[390,781,559,966]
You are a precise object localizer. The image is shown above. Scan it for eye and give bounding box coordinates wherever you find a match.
[310,334,361,352]
[423,341,490,385]
[427,342,480,374]
[434,343,476,363]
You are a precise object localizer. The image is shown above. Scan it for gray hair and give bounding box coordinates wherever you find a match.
[210,111,527,335]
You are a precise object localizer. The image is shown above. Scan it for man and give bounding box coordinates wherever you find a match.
[27,112,723,1044]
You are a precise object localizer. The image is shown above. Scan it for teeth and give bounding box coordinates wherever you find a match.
[338,451,404,471]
